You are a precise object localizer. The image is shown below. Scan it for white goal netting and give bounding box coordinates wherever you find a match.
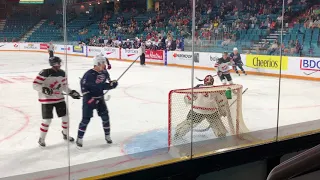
[168,84,250,147]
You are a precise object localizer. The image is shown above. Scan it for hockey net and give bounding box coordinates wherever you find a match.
[168,84,250,147]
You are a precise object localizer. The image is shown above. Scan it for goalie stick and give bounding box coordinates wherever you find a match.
[193,87,248,133]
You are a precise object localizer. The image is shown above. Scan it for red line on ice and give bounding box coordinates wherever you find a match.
[0,106,30,144]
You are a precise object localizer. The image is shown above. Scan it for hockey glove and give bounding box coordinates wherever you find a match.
[217,71,223,77]
[107,64,112,70]
[42,87,53,95]
[69,90,81,99]
[110,80,118,89]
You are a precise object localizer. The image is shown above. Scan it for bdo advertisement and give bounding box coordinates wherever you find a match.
[246,55,288,70]
[300,58,320,71]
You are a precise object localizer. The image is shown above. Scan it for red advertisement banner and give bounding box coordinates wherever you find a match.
[145,50,163,60]
[40,43,48,50]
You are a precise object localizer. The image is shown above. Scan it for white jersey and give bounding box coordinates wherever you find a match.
[185,86,226,114]
[214,57,232,74]
[33,68,71,104]
[48,44,54,51]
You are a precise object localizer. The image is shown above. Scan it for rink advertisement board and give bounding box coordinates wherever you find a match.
[145,50,164,61]
[121,48,140,61]
[2,42,320,79]
[73,45,84,53]
[21,43,40,51]
[0,43,20,50]
[245,55,288,70]
[101,47,119,59]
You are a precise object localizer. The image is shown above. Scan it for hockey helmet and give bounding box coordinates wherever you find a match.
[204,75,214,85]
[49,56,62,66]
[93,54,106,66]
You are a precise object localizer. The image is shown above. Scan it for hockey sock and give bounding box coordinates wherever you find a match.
[40,119,52,139]
[78,118,90,139]
[61,116,69,135]
[101,116,110,136]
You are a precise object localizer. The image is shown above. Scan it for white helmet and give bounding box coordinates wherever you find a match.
[233,47,238,51]
[93,54,106,66]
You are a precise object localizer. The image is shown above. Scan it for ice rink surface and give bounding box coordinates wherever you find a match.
[1,52,320,179]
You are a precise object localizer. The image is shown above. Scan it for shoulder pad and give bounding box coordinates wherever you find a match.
[38,69,50,77]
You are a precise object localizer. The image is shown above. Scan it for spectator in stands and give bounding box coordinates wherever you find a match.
[289,40,296,54]
[267,40,279,55]
[295,40,302,56]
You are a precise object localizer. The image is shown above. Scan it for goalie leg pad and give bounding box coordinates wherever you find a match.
[206,112,228,137]
[175,110,205,139]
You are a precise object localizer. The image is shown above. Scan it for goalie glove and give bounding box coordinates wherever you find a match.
[69,90,81,99]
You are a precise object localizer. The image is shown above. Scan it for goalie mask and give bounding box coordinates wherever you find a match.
[204,75,214,86]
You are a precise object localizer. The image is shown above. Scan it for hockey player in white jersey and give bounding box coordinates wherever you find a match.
[33,56,81,147]
[174,75,229,139]
[215,52,233,85]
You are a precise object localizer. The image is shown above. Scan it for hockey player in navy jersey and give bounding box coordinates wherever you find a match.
[229,47,246,76]
[33,56,81,147]
[76,55,118,148]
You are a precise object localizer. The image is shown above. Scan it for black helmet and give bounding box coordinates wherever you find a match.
[49,56,62,66]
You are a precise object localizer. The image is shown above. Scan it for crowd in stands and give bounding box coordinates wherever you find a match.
[0,0,319,56]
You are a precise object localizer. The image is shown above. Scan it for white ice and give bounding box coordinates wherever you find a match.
[0,52,320,180]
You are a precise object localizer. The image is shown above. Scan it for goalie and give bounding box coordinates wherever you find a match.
[174,75,232,139]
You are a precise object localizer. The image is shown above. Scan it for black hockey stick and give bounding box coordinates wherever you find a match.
[193,87,248,133]
[102,55,141,101]
[303,71,319,75]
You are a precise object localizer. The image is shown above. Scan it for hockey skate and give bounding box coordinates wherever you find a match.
[76,138,83,148]
[62,131,75,142]
[38,138,46,147]
[105,135,113,144]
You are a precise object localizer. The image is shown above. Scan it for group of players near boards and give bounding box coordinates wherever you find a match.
[32,47,245,148]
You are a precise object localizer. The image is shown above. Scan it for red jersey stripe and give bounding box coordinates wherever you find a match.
[33,81,42,85]
[36,76,45,81]
[39,98,64,102]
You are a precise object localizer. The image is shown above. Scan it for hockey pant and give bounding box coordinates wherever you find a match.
[175,110,228,138]
[219,73,233,84]
[49,50,54,58]
[77,96,110,139]
[40,101,70,139]
[233,63,245,74]
[140,53,145,65]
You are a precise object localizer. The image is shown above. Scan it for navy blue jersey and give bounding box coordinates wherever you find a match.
[229,53,242,64]
[80,69,112,97]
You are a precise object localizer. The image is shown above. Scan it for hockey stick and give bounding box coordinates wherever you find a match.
[102,55,141,101]
[303,71,319,75]
[193,87,248,133]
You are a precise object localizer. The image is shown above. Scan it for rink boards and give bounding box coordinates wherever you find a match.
[0,42,320,81]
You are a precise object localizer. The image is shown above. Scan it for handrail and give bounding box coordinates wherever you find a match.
[267,144,320,180]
